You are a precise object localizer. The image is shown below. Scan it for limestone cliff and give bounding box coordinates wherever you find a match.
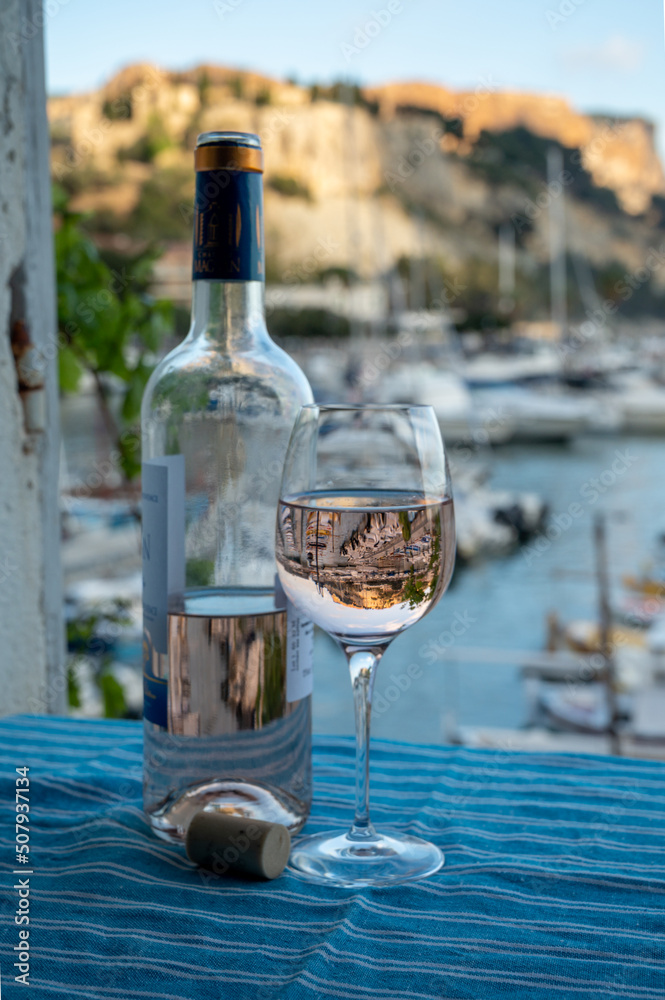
[47,64,665,292]
[366,80,665,216]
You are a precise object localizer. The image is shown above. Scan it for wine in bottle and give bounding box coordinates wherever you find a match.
[141,132,314,842]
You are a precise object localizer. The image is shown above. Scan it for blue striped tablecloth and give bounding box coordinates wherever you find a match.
[0,715,664,999]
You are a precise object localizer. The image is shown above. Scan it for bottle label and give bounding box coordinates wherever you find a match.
[275,573,314,703]
[142,457,186,653]
[142,457,185,727]
[286,607,314,704]
[192,170,264,282]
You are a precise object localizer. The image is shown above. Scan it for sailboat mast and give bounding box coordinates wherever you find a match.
[547,146,567,341]
[498,222,516,313]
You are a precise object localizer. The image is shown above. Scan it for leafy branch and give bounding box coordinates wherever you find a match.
[54,183,173,481]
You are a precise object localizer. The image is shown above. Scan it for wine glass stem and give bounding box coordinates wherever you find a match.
[346,646,386,840]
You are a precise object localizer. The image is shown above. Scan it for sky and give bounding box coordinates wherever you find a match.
[46,0,665,156]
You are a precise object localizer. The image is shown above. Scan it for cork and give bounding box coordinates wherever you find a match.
[185,812,291,880]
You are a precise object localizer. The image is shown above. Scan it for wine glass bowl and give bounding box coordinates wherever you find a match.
[277,490,454,643]
[276,405,456,887]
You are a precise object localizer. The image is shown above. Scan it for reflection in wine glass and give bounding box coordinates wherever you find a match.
[276,404,456,886]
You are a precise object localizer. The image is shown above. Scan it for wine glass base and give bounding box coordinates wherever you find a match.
[288,829,444,887]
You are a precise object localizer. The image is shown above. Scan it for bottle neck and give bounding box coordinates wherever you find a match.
[189,280,269,351]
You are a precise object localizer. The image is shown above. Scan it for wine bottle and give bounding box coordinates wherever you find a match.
[141,132,314,842]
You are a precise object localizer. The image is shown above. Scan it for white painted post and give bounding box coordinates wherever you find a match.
[0,0,65,714]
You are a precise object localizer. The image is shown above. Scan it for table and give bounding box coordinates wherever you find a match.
[1,715,664,998]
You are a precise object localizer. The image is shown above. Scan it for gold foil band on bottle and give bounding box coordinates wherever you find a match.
[195,144,264,173]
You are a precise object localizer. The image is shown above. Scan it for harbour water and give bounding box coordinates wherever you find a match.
[61,391,664,744]
[314,434,665,743]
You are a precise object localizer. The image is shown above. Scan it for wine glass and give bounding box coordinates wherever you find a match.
[275,404,456,886]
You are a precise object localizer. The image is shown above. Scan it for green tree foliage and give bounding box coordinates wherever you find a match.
[66,600,133,718]
[267,174,312,200]
[54,184,172,479]
[396,254,511,331]
[259,633,285,726]
[267,307,350,339]
[229,76,245,99]
[403,567,427,609]
[255,87,272,106]
[395,104,463,137]
[467,127,622,218]
[102,93,133,121]
[313,79,378,114]
[127,168,193,241]
[98,673,128,718]
[118,113,172,164]
[315,265,358,286]
[197,70,211,108]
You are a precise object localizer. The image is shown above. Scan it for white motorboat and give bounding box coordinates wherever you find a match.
[600,373,665,434]
[374,364,517,445]
[538,682,632,734]
[374,364,475,443]
[453,494,516,561]
[453,482,546,561]
[462,347,562,387]
[471,385,598,443]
